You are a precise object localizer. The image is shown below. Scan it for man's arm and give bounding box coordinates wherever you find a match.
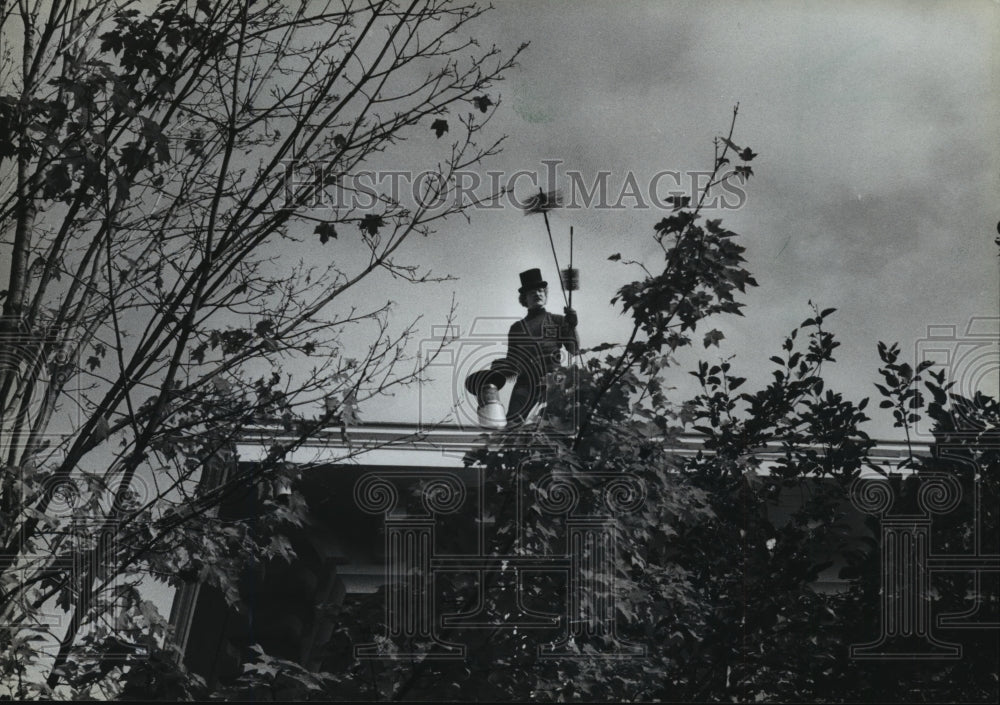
[559,308,579,355]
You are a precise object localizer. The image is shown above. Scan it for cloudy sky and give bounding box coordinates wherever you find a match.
[336,0,998,439]
[12,1,993,440]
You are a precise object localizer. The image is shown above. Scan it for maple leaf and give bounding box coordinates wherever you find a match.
[664,195,690,211]
[184,128,204,156]
[431,118,448,138]
[189,343,207,364]
[254,319,274,337]
[314,222,337,244]
[734,165,753,180]
[739,147,757,161]
[359,214,385,236]
[653,212,693,235]
[212,377,233,395]
[703,329,725,348]
[341,391,360,426]
[472,95,493,113]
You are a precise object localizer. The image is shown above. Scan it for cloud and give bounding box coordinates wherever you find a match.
[351,1,999,435]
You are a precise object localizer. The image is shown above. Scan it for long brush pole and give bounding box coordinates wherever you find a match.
[568,226,574,310]
[538,189,568,307]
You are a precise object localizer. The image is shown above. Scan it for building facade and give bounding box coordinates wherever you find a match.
[169,423,968,688]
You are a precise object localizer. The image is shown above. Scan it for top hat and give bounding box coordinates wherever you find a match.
[518,268,548,293]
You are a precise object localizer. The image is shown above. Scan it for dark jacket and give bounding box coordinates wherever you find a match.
[490,309,578,423]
